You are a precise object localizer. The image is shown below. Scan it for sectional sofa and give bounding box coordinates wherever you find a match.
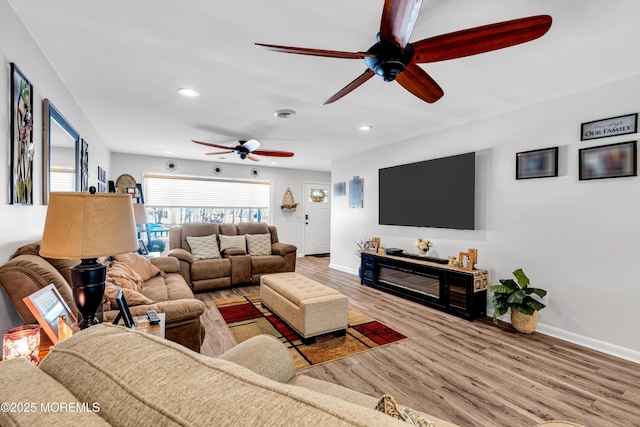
[168,222,297,291]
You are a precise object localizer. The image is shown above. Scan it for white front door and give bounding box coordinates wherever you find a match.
[303,182,331,255]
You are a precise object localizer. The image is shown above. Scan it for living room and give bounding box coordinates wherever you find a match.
[1,1,639,426]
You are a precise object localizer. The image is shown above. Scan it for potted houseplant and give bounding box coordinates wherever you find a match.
[490,268,547,334]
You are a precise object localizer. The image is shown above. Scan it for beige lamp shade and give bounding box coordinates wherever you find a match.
[40,192,139,259]
[133,203,148,225]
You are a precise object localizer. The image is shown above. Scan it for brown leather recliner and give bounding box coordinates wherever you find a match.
[168,223,297,292]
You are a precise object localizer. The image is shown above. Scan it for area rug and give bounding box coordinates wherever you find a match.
[215,294,406,370]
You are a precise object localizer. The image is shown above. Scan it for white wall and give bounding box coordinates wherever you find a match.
[0,0,112,329]
[331,75,640,363]
[110,153,330,254]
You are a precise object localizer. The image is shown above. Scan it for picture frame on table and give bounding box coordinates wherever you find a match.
[516,147,558,180]
[468,248,478,266]
[579,140,637,180]
[23,284,77,344]
[137,239,149,256]
[458,252,473,271]
[112,290,135,329]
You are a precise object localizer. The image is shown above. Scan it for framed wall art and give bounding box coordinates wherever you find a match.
[516,147,558,180]
[80,139,89,192]
[348,176,364,208]
[581,113,637,141]
[10,63,34,205]
[579,140,637,180]
[333,181,346,196]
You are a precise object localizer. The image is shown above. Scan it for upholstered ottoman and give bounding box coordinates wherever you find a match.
[260,272,348,343]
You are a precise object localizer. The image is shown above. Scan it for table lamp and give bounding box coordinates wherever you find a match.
[133,203,149,245]
[40,190,138,329]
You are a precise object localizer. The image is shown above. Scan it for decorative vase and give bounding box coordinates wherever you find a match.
[419,249,428,256]
[510,309,539,334]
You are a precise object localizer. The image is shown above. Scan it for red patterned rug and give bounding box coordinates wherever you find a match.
[214,294,407,370]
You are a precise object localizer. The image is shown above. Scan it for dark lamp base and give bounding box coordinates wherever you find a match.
[70,258,107,330]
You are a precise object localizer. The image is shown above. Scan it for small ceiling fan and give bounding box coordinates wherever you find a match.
[255,0,552,105]
[192,139,294,162]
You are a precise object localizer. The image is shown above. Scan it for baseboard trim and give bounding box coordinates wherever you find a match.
[332,264,640,364]
[487,308,640,365]
[329,263,357,275]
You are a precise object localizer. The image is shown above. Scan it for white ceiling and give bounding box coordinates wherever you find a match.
[9,0,640,171]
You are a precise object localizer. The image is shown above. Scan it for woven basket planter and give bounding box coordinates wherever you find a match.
[510,309,538,334]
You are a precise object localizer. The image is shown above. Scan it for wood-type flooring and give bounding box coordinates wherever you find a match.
[195,256,640,427]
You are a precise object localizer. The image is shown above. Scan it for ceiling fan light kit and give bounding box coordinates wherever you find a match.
[192,139,294,162]
[255,0,552,105]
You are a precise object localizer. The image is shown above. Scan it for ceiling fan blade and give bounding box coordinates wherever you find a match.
[252,149,295,158]
[255,43,373,59]
[395,64,444,103]
[247,154,262,162]
[192,140,235,150]
[242,138,261,152]
[322,69,375,105]
[380,0,423,48]
[205,150,234,155]
[411,15,553,63]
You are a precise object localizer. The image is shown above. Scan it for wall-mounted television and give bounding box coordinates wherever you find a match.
[379,152,475,230]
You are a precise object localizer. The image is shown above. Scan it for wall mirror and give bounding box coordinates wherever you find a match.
[43,99,80,204]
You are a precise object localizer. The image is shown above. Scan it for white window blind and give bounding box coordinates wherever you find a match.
[144,175,270,208]
[50,169,76,192]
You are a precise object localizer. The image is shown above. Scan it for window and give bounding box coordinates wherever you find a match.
[143,174,270,227]
[50,168,76,192]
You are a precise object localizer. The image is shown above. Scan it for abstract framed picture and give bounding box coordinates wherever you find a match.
[80,139,89,192]
[579,141,637,180]
[333,181,346,196]
[516,147,558,180]
[10,63,34,205]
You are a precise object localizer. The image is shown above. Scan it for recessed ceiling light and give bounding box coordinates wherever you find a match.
[178,88,200,97]
[166,151,173,154]
[274,109,296,119]
[359,125,373,131]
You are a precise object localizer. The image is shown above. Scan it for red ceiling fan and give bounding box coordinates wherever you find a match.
[192,139,294,162]
[255,0,552,105]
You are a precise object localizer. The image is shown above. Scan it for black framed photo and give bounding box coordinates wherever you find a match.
[137,239,149,256]
[581,113,637,141]
[10,63,34,205]
[579,141,637,180]
[516,147,558,180]
[113,290,135,329]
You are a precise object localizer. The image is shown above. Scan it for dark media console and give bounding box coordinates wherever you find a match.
[360,251,488,321]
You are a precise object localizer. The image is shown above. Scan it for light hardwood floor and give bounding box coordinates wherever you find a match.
[195,256,640,427]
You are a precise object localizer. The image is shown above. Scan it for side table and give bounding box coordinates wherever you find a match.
[132,312,166,339]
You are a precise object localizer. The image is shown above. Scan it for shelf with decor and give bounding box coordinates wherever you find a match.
[360,251,488,320]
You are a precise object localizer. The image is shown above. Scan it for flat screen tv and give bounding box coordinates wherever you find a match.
[379,152,475,230]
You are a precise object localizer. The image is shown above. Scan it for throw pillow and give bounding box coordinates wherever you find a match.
[114,252,162,281]
[375,394,437,427]
[104,283,155,307]
[107,261,144,292]
[187,234,221,260]
[219,234,246,253]
[245,233,272,256]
